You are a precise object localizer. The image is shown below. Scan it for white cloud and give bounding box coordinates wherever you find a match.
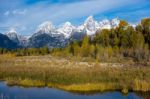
[18,0,142,26]
[4,11,10,16]
[4,9,27,17]
[12,9,27,15]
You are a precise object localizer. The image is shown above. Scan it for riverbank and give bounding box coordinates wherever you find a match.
[4,78,150,94]
[1,82,149,99]
[0,55,150,93]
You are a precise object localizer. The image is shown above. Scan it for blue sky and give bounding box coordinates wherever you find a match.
[0,0,150,35]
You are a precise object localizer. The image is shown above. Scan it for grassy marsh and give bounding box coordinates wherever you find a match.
[0,55,150,93]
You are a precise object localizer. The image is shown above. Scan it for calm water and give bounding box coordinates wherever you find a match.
[0,82,149,99]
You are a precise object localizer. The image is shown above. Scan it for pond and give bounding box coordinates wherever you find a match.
[0,82,149,99]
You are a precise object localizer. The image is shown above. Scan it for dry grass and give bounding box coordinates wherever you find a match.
[0,55,150,93]
[56,83,117,92]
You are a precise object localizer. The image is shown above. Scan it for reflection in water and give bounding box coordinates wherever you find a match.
[136,92,150,99]
[0,82,149,99]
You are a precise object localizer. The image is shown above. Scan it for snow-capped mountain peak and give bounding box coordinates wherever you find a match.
[57,22,75,38]
[111,18,120,28]
[84,16,94,23]
[100,19,110,25]
[5,28,29,47]
[7,28,17,34]
[63,21,72,26]
[84,15,97,27]
[98,18,120,30]
[5,28,18,41]
[83,15,99,35]
[36,21,55,33]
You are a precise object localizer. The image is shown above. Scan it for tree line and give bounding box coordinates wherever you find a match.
[0,47,50,56]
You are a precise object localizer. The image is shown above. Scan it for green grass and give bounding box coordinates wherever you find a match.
[0,55,150,93]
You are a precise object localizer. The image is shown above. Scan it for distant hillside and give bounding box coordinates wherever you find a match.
[0,33,20,49]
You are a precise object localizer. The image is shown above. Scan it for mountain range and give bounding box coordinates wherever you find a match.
[0,16,120,49]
